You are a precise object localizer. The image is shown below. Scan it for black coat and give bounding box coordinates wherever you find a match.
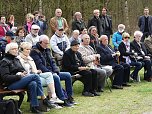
[62,48,85,74]
[30,43,59,73]
[130,40,148,58]
[118,42,134,62]
[72,20,86,31]
[88,16,103,36]
[0,53,24,86]
[96,44,117,67]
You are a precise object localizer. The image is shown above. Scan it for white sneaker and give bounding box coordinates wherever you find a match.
[50,97,64,104]
[54,104,63,109]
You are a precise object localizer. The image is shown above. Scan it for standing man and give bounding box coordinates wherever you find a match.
[88,9,103,37]
[138,7,152,42]
[100,7,113,44]
[50,8,69,36]
[33,11,47,35]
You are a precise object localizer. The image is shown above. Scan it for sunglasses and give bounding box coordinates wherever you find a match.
[124,37,130,39]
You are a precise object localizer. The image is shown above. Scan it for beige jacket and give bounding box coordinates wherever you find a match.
[50,16,69,35]
[78,45,99,69]
[144,36,152,54]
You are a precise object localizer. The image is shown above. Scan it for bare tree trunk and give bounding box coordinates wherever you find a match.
[39,0,42,14]
[124,0,130,33]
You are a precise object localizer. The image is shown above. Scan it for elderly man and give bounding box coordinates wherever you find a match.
[88,9,103,37]
[50,27,70,66]
[78,34,113,92]
[100,7,113,43]
[25,24,40,46]
[69,30,81,43]
[112,24,125,51]
[130,31,152,82]
[144,35,152,55]
[62,40,99,96]
[50,8,69,36]
[30,35,75,106]
[97,35,131,89]
[138,7,152,42]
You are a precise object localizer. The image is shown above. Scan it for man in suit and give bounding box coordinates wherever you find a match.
[100,7,113,44]
[138,7,152,42]
[130,31,152,82]
[97,35,131,89]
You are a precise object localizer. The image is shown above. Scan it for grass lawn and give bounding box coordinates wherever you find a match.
[10,69,151,114]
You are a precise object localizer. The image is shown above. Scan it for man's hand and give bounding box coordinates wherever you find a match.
[78,67,89,71]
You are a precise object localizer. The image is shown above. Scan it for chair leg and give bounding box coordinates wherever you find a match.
[106,78,112,92]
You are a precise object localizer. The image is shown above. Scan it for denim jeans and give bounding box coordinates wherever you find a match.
[8,74,44,107]
[53,72,73,98]
[39,72,54,86]
[130,61,142,80]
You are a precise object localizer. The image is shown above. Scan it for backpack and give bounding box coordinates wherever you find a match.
[0,99,21,114]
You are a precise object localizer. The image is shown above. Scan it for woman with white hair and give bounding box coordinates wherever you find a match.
[72,12,86,31]
[118,32,143,82]
[17,42,63,105]
[130,31,152,82]
[0,42,57,113]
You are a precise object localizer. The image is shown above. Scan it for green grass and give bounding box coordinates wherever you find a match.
[11,69,151,114]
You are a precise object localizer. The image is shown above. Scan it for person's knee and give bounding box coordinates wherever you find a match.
[28,81,37,88]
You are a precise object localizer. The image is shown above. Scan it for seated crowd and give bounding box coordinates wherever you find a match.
[0,8,152,114]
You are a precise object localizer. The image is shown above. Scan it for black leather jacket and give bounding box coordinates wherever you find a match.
[0,53,24,86]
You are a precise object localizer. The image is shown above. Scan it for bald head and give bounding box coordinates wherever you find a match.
[39,35,50,49]
[99,35,108,46]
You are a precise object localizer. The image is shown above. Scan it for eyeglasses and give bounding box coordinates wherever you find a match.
[42,41,49,45]
[124,37,130,39]
[33,29,39,30]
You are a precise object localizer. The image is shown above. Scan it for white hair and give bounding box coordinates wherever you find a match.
[20,42,32,50]
[5,42,18,53]
[93,9,100,14]
[118,24,125,29]
[72,30,80,34]
[134,31,143,37]
[39,35,49,42]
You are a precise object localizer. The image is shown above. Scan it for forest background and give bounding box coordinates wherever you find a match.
[0,0,151,36]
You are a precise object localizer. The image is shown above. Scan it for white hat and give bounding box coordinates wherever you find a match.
[31,24,40,30]
[5,43,18,53]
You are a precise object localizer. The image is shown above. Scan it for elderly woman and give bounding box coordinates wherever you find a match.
[88,26,100,51]
[130,31,152,82]
[118,32,143,82]
[0,42,56,113]
[17,42,63,105]
[72,12,86,31]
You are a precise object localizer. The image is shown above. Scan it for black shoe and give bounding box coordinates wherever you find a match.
[63,99,73,107]
[31,106,43,114]
[43,98,57,108]
[122,83,131,87]
[112,85,123,89]
[97,88,104,92]
[68,96,77,105]
[82,92,94,97]
[91,91,100,96]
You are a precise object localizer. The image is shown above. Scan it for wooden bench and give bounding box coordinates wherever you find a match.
[0,86,26,108]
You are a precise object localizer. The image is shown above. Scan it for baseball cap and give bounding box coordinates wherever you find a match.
[6,31,16,39]
[71,40,80,46]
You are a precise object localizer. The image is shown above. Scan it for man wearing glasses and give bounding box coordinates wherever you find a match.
[25,24,40,46]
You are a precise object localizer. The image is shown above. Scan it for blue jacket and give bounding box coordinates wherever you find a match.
[112,31,122,50]
[30,42,59,73]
